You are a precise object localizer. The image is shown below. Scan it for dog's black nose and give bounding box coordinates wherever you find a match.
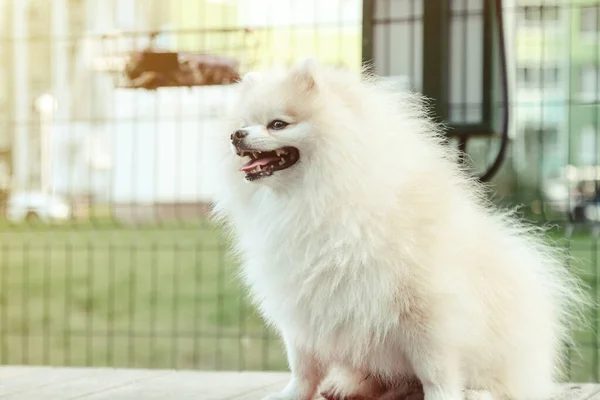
[231,130,248,142]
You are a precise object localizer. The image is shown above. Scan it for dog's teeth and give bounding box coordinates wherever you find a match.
[257,165,262,171]
[253,152,259,158]
[279,160,284,166]
[275,149,282,156]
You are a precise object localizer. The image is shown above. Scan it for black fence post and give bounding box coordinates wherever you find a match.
[422,0,450,124]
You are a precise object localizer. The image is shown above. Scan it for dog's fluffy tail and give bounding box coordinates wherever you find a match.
[494,208,592,382]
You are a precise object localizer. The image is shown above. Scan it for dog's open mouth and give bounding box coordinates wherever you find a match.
[237,147,300,181]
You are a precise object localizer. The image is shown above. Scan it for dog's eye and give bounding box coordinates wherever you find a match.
[267,120,288,130]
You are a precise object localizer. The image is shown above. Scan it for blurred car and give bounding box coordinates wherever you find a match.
[543,165,600,223]
[580,183,600,222]
[5,191,71,222]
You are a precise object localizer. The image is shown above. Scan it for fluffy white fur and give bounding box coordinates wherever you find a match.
[210,59,588,400]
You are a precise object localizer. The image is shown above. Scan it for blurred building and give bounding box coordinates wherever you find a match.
[512,0,600,182]
[1,0,362,220]
[1,0,167,198]
[7,0,596,214]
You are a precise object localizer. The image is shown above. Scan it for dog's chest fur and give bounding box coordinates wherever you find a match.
[235,197,417,373]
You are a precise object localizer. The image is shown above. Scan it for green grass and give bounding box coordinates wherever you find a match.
[0,223,287,371]
[0,221,599,382]
[558,230,600,383]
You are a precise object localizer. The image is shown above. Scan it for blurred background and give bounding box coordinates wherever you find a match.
[0,0,599,384]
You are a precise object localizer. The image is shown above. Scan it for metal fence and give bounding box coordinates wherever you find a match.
[0,0,599,384]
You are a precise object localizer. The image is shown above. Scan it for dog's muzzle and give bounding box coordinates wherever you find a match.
[231,129,248,150]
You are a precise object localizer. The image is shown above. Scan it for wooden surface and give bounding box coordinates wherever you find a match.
[1,366,599,399]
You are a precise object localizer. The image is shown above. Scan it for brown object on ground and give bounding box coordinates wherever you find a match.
[320,375,423,400]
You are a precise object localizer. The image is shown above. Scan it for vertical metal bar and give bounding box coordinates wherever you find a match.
[238,268,246,371]
[481,0,494,131]
[192,243,202,369]
[86,240,94,366]
[150,241,158,367]
[22,243,29,364]
[422,0,450,122]
[107,242,115,366]
[216,237,225,369]
[64,242,73,366]
[591,2,600,383]
[43,243,51,364]
[409,0,416,88]
[3,1,14,193]
[361,0,374,72]
[51,0,70,195]
[0,243,8,364]
[460,0,468,123]
[383,0,391,76]
[171,243,179,368]
[128,244,136,367]
[12,0,30,189]
[538,5,548,220]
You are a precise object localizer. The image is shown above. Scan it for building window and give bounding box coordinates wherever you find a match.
[580,5,600,35]
[580,126,599,166]
[523,125,561,174]
[516,67,532,88]
[542,66,560,87]
[115,0,136,30]
[518,5,560,26]
[579,65,600,102]
[516,65,560,89]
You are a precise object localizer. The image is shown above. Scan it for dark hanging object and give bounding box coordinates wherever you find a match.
[123,49,241,90]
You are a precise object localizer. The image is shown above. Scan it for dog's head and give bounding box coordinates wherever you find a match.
[213,58,453,226]
[225,58,344,188]
[217,58,429,200]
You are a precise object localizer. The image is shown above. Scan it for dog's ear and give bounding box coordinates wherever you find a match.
[290,58,320,93]
[239,71,260,91]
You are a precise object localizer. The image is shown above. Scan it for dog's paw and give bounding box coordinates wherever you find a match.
[320,387,356,400]
[319,369,384,400]
[319,390,352,400]
[319,392,369,400]
[319,383,388,400]
[319,382,376,399]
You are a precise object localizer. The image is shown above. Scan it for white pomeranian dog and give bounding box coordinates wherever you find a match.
[210,59,588,400]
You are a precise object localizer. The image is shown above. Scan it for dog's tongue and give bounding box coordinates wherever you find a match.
[239,157,280,172]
